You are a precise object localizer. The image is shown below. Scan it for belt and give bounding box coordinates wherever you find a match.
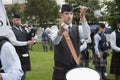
[55,62,67,67]
[54,62,76,70]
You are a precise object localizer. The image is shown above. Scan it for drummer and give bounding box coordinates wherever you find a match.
[50,3,90,80]
[93,23,109,80]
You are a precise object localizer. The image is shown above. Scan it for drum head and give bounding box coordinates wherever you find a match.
[66,67,100,80]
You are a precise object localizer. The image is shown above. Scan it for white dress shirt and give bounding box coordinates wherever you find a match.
[50,22,90,45]
[0,42,23,80]
[110,30,120,52]
[0,26,27,46]
[94,33,101,54]
[94,32,107,54]
[49,22,90,52]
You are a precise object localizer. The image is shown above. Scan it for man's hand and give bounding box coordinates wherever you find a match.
[58,19,67,35]
[106,42,109,47]
[79,6,88,22]
[80,6,88,15]
[97,54,101,59]
[31,36,37,42]
[0,74,2,80]
[27,40,35,45]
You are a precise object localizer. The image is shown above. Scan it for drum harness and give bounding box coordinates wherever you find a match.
[63,31,80,65]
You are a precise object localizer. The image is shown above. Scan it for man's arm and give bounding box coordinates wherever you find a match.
[0,42,23,80]
[50,25,63,45]
[110,31,120,52]
[94,34,102,58]
[7,28,35,46]
[79,6,90,40]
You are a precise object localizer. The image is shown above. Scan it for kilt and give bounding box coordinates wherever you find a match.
[52,63,75,80]
[81,49,89,61]
[20,54,31,72]
[110,51,120,74]
[15,46,31,72]
[52,66,67,80]
[93,51,107,66]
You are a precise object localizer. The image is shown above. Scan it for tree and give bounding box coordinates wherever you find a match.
[24,0,60,28]
[6,3,23,25]
[65,0,102,24]
[104,0,120,29]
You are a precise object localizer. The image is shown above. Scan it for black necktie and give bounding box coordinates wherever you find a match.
[18,27,23,32]
[68,26,71,33]
[15,25,21,31]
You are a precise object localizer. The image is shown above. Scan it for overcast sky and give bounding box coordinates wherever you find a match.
[2,0,64,5]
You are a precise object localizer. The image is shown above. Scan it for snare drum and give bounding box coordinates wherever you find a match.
[66,67,101,80]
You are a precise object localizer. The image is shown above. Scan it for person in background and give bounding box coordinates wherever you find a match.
[110,18,120,80]
[0,36,23,80]
[41,30,49,52]
[80,36,91,67]
[11,14,34,80]
[45,28,54,51]
[93,23,109,80]
[50,3,90,80]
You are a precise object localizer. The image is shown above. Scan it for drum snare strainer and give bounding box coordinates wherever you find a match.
[66,67,100,80]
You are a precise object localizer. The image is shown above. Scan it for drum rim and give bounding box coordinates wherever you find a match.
[66,67,102,80]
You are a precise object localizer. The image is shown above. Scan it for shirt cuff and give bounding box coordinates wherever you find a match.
[52,33,63,45]
[81,21,88,26]
[96,51,100,54]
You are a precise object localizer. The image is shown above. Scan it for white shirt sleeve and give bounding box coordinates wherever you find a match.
[7,29,27,46]
[94,34,101,54]
[50,22,90,45]
[86,36,92,43]
[0,42,23,80]
[0,27,27,46]
[79,22,90,40]
[50,25,63,45]
[80,41,87,52]
[110,31,120,52]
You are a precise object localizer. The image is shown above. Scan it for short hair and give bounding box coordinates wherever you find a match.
[99,23,105,29]
[116,18,120,24]
[12,13,21,18]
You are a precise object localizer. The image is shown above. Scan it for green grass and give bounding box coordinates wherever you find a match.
[26,43,54,80]
[26,43,115,80]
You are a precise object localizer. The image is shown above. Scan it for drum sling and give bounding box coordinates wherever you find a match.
[63,31,80,65]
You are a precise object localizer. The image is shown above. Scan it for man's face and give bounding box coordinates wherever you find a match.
[99,27,105,33]
[117,23,120,29]
[12,18,21,26]
[61,11,73,25]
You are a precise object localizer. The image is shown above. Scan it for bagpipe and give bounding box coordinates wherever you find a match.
[27,27,37,40]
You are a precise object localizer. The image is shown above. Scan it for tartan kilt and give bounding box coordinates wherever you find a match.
[52,67,67,80]
[15,46,31,72]
[52,66,75,80]
[93,52,107,66]
[21,55,31,72]
[81,49,89,61]
[110,51,120,74]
